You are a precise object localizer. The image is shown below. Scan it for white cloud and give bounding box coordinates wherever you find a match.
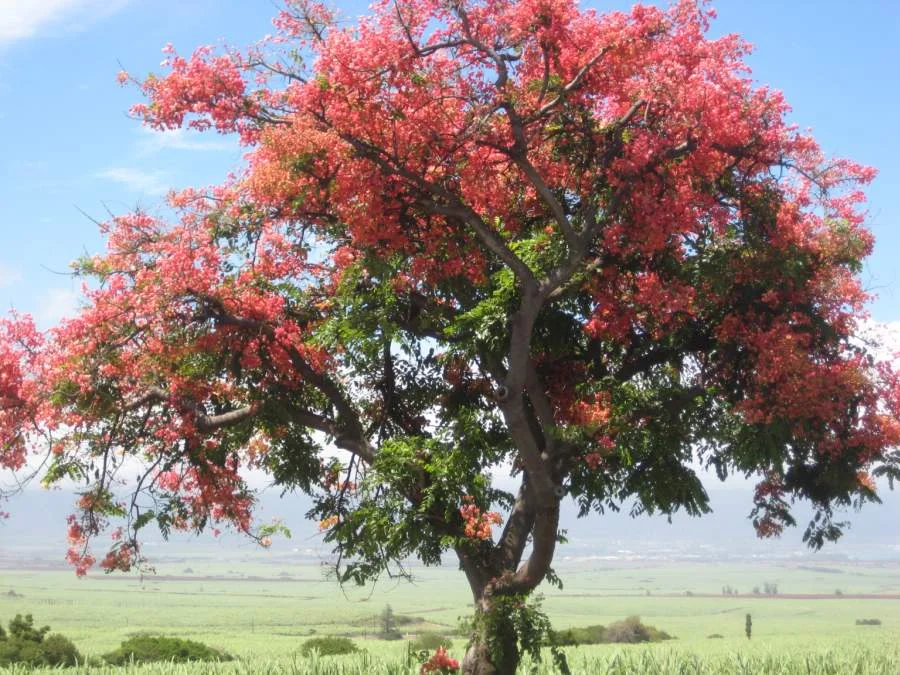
[35,287,79,328]
[135,127,235,155]
[0,263,22,289]
[0,0,131,45]
[97,167,170,196]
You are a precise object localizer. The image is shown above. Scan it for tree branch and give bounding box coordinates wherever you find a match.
[195,405,258,432]
[494,479,536,571]
[528,48,612,122]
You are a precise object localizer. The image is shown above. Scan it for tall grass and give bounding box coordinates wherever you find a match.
[2,647,899,674]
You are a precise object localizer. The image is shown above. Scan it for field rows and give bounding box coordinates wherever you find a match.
[1,561,898,672]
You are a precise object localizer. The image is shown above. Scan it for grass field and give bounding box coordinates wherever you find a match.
[1,558,899,672]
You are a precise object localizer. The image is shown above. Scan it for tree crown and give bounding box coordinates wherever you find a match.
[0,0,898,583]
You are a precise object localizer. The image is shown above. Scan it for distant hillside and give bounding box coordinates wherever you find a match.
[3,481,897,566]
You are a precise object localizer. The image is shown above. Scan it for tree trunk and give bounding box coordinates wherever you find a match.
[454,497,560,674]
[461,595,520,675]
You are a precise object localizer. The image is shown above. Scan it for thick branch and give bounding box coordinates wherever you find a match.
[325,128,538,290]
[285,343,376,465]
[509,152,579,249]
[123,386,167,411]
[524,363,557,458]
[414,198,538,290]
[495,480,536,571]
[195,405,257,432]
[529,48,612,121]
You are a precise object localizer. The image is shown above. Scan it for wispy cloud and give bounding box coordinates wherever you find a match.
[97,167,170,196]
[135,127,235,156]
[0,0,132,45]
[0,263,22,289]
[36,287,79,327]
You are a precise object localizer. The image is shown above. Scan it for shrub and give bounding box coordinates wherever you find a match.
[604,616,651,644]
[550,625,606,646]
[707,633,724,639]
[411,633,452,652]
[604,616,672,644]
[550,618,671,646]
[0,639,40,668]
[7,614,48,642]
[855,618,882,626]
[102,635,231,665]
[299,636,359,656]
[39,634,82,666]
[0,615,82,667]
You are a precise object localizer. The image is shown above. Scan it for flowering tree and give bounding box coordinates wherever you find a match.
[2,0,899,672]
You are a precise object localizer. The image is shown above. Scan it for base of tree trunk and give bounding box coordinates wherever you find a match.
[462,638,518,675]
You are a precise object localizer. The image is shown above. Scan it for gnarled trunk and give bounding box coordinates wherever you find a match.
[461,595,520,675]
[455,498,560,675]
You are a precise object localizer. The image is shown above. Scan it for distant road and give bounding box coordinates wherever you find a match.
[553,592,900,600]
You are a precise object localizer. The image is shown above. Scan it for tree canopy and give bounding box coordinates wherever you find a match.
[1,1,898,672]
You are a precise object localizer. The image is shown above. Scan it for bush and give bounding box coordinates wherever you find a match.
[550,624,605,646]
[707,633,724,639]
[38,634,82,666]
[102,635,231,665]
[855,618,882,626]
[550,618,671,646]
[604,616,651,644]
[299,636,359,656]
[410,633,452,652]
[604,616,672,644]
[0,614,82,667]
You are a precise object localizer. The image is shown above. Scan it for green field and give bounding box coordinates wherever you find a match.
[1,559,899,672]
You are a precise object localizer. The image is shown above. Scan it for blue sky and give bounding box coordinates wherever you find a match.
[1,0,898,326]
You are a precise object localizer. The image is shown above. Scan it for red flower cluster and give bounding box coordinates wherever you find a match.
[459,496,503,541]
[420,646,459,674]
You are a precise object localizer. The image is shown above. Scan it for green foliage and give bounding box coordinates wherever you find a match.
[409,633,451,652]
[549,624,606,646]
[475,594,555,667]
[36,634,83,666]
[550,617,672,646]
[0,614,82,667]
[7,613,49,642]
[299,636,359,657]
[102,635,231,665]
